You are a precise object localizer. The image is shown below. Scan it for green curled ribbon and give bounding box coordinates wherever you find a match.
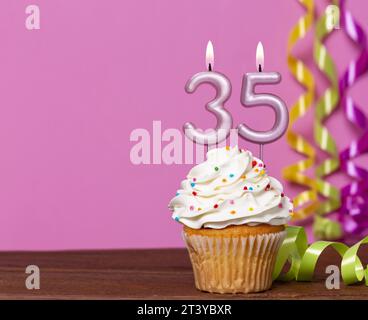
[273,226,368,286]
[313,1,341,239]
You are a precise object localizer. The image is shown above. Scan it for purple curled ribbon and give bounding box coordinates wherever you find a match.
[338,0,368,241]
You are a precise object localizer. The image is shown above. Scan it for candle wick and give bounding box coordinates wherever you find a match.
[258,64,262,72]
[208,63,212,72]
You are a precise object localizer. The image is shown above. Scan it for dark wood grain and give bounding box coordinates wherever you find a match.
[0,247,366,299]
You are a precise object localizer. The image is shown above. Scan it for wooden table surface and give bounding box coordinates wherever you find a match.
[0,248,367,300]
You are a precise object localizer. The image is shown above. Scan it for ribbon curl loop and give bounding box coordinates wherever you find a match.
[283,0,319,221]
[313,2,341,239]
[273,226,368,286]
[337,0,368,240]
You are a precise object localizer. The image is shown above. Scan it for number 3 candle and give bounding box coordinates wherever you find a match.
[238,42,289,159]
[183,41,233,145]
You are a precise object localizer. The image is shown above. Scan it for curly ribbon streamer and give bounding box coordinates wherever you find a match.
[313,215,342,240]
[337,0,368,240]
[283,0,319,221]
[273,226,368,286]
[313,2,341,239]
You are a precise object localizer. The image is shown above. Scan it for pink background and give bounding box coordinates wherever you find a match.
[0,0,367,250]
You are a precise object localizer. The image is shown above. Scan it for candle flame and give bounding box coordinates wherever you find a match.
[256,41,264,72]
[206,40,214,71]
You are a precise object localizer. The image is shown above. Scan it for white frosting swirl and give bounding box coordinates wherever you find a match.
[168,146,293,229]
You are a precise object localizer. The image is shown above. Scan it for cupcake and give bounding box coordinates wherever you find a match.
[168,146,293,294]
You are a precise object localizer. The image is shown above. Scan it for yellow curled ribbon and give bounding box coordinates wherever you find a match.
[273,226,368,286]
[283,0,319,221]
[313,2,341,239]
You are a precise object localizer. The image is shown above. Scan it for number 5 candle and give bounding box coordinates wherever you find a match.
[238,42,289,159]
[183,41,233,145]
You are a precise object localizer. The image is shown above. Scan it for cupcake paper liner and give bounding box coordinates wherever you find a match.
[183,230,286,294]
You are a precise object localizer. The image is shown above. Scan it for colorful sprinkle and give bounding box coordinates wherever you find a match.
[176,192,180,196]
[243,186,248,190]
[214,166,219,171]
[241,175,246,179]
[214,204,218,209]
[174,217,179,221]
[189,206,194,211]
[193,178,196,182]
[248,207,254,211]
[258,163,263,167]
[192,191,197,196]
[230,210,236,214]
[249,187,253,191]
[226,146,230,151]
[252,160,257,167]
[281,193,285,197]
[278,203,283,208]
[190,182,196,187]
[230,200,234,205]
[229,173,234,178]
[255,168,259,173]
[222,178,227,183]
[198,207,202,211]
